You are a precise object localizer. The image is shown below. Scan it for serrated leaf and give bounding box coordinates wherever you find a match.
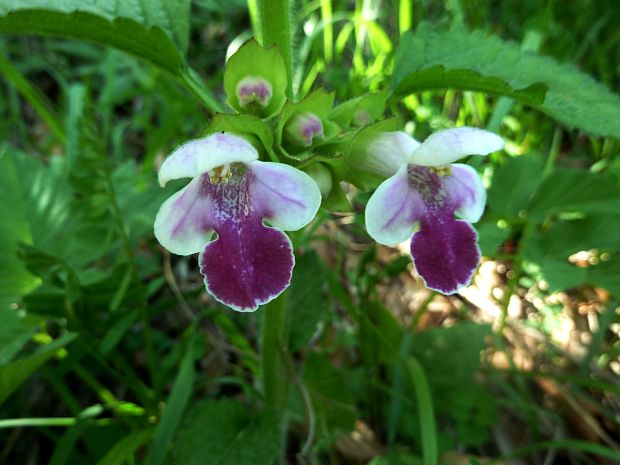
[172,399,281,465]
[521,216,620,293]
[303,351,358,432]
[0,147,38,311]
[410,323,497,445]
[528,169,620,219]
[539,216,620,257]
[0,0,191,73]
[287,252,329,352]
[476,221,510,257]
[487,155,544,219]
[392,23,620,137]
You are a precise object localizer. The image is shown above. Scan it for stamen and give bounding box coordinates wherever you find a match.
[209,164,233,184]
[430,166,452,177]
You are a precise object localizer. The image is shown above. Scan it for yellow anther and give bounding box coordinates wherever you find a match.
[208,164,234,184]
[430,166,452,177]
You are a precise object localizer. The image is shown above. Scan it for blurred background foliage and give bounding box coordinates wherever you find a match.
[1,0,620,464]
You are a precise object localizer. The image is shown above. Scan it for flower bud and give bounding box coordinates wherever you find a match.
[224,40,287,118]
[303,163,333,198]
[284,112,324,148]
[236,76,273,109]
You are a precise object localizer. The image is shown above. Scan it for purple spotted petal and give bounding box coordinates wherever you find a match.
[200,217,294,312]
[410,211,480,294]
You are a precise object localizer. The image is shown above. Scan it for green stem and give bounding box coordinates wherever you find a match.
[260,0,292,98]
[178,67,225,114]
[0,418,111,429]
[261,294,289,413]
[246,0,263,43]
[399,0,412,37]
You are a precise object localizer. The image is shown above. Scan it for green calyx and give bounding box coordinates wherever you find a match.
[224,40,287,119]
[277,89,339,155]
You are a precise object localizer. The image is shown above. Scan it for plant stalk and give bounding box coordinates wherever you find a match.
[260,0,293,98]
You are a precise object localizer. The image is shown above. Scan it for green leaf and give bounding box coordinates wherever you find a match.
[303,351,359,432]
[204,113,275,161]
[172,399,281,465]
[287,252,329,352]
[392,23,620,137]
[521,216,620,293]
[0,309,37,364]
[538,216,620,257]
[487,155,544,219]
[587,255,620,296]
[95,429,153,465]
[476,221,510,257]
[0,147,38,311]
[0,0,191,74]
[411,323,497,445]
[145,337,195,465]
[0,332,76,406]
[405,358,437,465]
[528,169,620,219]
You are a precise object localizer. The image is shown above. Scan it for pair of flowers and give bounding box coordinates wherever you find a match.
[154,127,503,312]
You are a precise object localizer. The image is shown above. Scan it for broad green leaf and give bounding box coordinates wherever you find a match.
[538,216,620,257]
[0,0,190,74]
[487,155,544,219]
[521,216,620,293]
[476,221,510,257]
[0,332,76,406]
[303,351,359,432]
[528,169,620,219]
[411,323,497,445]
[0,147,38,311]
[287,252,329,352]
[0,147,109,293]
[392,24,620,138]
[588,255,620,296]
[172,399,281,465]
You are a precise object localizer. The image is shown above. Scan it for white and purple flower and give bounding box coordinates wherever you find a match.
[154,133,321,312]
[362,127,504,294]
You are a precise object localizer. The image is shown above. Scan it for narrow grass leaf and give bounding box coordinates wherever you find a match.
[95,429,153,465]
[145,337,195,465]
[405,357,437,465]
